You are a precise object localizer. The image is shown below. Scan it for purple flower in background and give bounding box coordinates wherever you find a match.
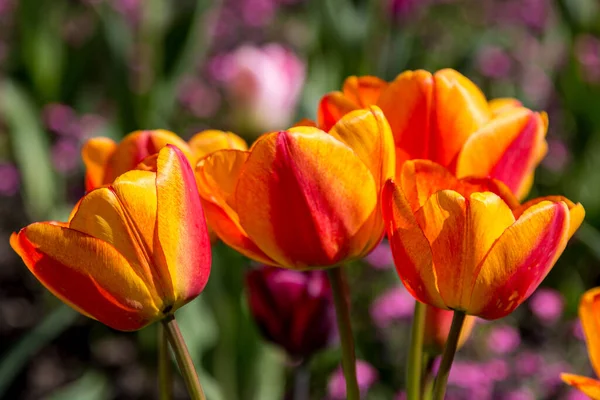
[51,139,80,174]
[217,43,305,134]
[484,359,509,382]
[364,242,393,270]
[370,286,414,328]
[476,46,512,78]
[388,0,424,19]
[245,266,334,359]
[565,389,593,400]
[542,138,571,173]
[178,76,221,119]
[541,362,572,396]
[514,351,543,377]
[0,163,20,196]
[528,287,564,325]
[327,360,378,400]
[575,34,600,84]
[572,319,585,341]
[501,388,536,400]
[487,325,521,355]
[241,0,277,27]
[44,103,78,137]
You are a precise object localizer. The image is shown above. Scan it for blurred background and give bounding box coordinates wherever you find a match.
[1,0,600,399]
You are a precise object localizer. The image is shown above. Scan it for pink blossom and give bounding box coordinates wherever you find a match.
[528,288,564,325]
[364,242,393,270]
[486,325,521,355]
[0,163,20,196]
[370,286,415,328]
[327,360,378,400]
[219,43,305,134]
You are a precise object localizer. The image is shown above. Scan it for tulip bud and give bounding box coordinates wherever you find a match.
[245,265,334,359]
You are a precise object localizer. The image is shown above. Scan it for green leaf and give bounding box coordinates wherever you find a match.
[0,80,59,220]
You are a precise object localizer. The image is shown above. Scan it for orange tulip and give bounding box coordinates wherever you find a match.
[82,129,247,191]
[318,70,548,199]
[562,287,600,399]
[10,146,211,331]
[423,305,476,355]
[195,106,395,269]
[381,160,584,320]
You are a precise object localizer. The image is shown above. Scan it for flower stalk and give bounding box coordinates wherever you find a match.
[158,324,173,400]
[162,315,206,400]
[406,300,426,400]
[327,267,360,400]
[431,311,467,400]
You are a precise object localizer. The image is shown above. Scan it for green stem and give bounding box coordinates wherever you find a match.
[293,361,310,400]
[327,267,360,400]
[162,315,206,400]
[406,301,426,400]
[431,311,467,400]
[158,323,172,400]
[421,354,436,400]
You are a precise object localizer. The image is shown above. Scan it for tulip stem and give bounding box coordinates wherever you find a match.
[406,301,426,400]
[158,323,173,400]
[162,315,206,400]
[327,267,360,400]
[431,311,466,400]
[293,361,311,400]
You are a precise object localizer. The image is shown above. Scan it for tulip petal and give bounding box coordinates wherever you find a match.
[342,76,387,107]
[377,70,433,164]
[10,224,159,331]
[328,106,396,189]
[431,69,491,166]
[82,137,117,191]
[469,200,570,319]
[400,160,520,212]
[236,130,378,268]
[317,92,360,132]
[106,130,193,184]
[515,195,584,239]
[460,192,515,307]
[381,180,446,309]
[188,130,248,158]
[488,98,522,116]
[154,145,211,305]
[456,108,548,198]
[196,149,277,265]
[561,374,600,400]
[69,179,163,305]
[414,190,468,309]
[580,287,600,378]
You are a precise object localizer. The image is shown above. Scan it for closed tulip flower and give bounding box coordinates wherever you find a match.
[11,146,211,331]
[382,160,584,320]
[318,69,548,199]
[195,106,395,269]
[423,306,476,355]
[82,129,247,191]
[562,287,600,399]
[246,265,333,358]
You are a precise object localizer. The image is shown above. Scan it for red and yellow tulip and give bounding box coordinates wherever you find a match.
[562,287,600,399]
[195,106,395,269]
[11,146,211,331]
[82,129,247,191]
[381,160,584,320]
[318,70,548,199]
